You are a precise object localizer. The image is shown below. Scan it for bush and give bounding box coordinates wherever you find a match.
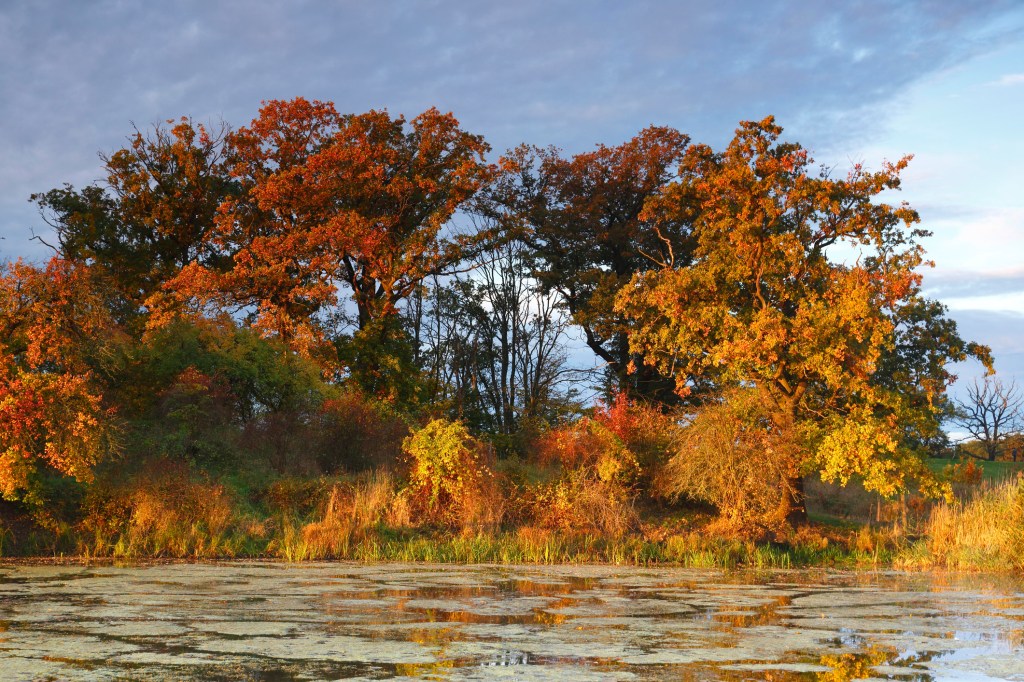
[592,393,680,482]
[523,407,645,537]
[403,419,500,528]
[296,472,410,559]
[313,390,410,472]
[533,417,639,487]
[656,389,802,536]
[523,470,638,537]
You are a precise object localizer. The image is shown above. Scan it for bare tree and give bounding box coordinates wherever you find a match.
[954,377,1024,461]
[415,240,585,435]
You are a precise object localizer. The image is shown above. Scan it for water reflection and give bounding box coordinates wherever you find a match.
[0,563,1021,680]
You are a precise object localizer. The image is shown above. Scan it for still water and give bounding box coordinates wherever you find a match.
[0,562,1022,680]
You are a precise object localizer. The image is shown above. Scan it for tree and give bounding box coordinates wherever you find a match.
[0,259,120,498]
[32,118,235,330]
[416,239,580,438]
[616,117,988,524]
[489,127,692,401]
[954,377,1023,461]
[162,98,493,384]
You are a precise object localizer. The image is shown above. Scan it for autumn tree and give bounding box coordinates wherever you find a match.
[32,118,235,329]
[163,98,492,393]
[954,377,1023,461]
[488,127,692,401]
[616,117,988,525]
[0,259,120,498]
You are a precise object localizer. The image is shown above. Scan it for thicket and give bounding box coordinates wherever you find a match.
[0,99,1012,564]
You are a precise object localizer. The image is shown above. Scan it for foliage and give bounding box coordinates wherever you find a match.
[523,470,639,537]
[656,389,802,535]
[118,318,329,471]
[158,98,493,373]
[335,315,422,405]
[79,459,241,558]
[32,118,234,330]
[533,416,639,487]
[592,392,679,479]
[616,117,987,518]
[0,259,120,498]
[899,477,1024,571]
[7,105,1008,565]
[403,419,498,527]
[490,127,691,399]
[313,389,410,472]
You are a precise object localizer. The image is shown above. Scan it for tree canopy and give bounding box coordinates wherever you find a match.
[487,126,692,400]
[15,105,993,529]
[616,117,989,520]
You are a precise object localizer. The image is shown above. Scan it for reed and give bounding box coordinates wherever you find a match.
[897,477,1024,571]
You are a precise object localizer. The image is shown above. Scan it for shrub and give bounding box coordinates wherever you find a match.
[655,389,803,536]
[403,419,499,528]
[313,390,410,472]
[533,417,639,487]
[523,470,638,537]
[592,392,680,481]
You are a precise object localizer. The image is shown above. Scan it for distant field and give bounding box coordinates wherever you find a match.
[926,458,1024,482]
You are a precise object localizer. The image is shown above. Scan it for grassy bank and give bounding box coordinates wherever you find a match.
[2,450,1022,571]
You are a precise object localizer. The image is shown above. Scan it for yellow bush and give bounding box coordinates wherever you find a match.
[403,419,499,528]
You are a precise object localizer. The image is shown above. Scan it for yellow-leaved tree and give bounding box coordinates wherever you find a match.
[616,117,989,527]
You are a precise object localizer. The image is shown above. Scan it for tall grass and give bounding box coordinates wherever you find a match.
[897,478,1024,571]
[5,456,1020,571]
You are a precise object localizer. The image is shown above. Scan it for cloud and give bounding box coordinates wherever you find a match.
[2,0,1023,262]
[993,72,1024,85]
[922,267,1024,299]
[945,308,1024,389]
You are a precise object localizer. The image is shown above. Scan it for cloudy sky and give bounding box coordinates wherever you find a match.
[2,0,1022,391]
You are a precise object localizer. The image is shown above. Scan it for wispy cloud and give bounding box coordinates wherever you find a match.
[992,72,1024,85]
[2,0,1023,263]
[923,267,1024,299]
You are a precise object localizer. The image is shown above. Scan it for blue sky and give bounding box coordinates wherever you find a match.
[2,0,1022,391]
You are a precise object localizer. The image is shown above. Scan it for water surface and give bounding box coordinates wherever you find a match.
[0,562,1022,680]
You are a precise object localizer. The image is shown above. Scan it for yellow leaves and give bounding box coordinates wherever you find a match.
[403,419,492,525]
[613,118,969,507]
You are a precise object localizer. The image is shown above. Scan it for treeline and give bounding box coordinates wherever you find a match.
[0,99,991,548]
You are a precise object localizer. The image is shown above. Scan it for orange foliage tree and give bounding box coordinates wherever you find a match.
[160,98,492,385]
[0,259,120,497]
[33,118,234,330]
[616,117,989,522]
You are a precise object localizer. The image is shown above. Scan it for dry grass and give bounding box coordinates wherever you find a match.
[290,471,406,560]
[898,477,1024,571]
[80,460,242,558]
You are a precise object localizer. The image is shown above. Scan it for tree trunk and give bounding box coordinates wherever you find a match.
[785,475,808,526]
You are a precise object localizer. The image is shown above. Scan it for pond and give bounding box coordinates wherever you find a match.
[0,562,1022,680]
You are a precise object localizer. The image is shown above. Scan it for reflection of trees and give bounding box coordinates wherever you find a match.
[817,645,931,682]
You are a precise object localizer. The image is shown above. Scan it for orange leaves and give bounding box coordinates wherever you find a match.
[616,117,977,504]
[156,98,491,376]
[0,259,118,497]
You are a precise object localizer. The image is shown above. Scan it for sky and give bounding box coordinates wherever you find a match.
[1,0,1022,399]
